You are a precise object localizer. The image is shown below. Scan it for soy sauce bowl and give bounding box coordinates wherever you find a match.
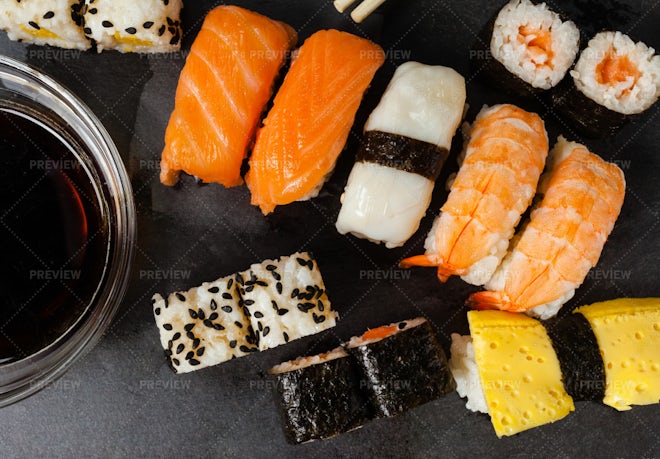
[0,55,136,406]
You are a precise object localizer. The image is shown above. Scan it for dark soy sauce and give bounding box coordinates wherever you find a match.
[0,103,108,363]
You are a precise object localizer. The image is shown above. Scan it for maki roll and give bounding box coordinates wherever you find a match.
[268,347,373,444]
[477,0,579,96]
[335,62,466,248]
[82,0,183,53]
[152,252,338,373]
[554,31,660,136]
[346,318,456,417]
[0,0,90,50]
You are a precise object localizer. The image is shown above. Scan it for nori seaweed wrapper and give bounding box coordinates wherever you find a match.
[271,354,373,444]
[348,321,456,417]
[544,312,606,401]
[356,131,449,181]
[550,77,634,138]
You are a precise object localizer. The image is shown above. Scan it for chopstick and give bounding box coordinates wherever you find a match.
[333,0,387,23]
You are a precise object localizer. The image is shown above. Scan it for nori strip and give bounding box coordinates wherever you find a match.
[543,312,606,401]
[356,131,449,181]
[271,354,373,444]
[550,77,634,138]
[348,321,456,417]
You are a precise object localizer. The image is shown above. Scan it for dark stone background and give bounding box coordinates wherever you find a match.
[0,0,658,457]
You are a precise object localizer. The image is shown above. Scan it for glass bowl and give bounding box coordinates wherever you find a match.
[0,55,135,406]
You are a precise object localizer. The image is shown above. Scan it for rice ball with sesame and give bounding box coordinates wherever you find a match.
[0,0,90,50]
[83,0,182,53]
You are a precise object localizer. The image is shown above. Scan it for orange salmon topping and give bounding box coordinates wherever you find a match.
[518,25,554,67]
[362,325,399,341]
[596,53,641,86]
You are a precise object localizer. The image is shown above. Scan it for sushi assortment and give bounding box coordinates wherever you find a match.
[336,62,466,248]
[269,318,455,443]
[0,0,183,53]
[479,0,659,136]
[450,298,660,437]
[160,6,297,188]
[152,252,337,373]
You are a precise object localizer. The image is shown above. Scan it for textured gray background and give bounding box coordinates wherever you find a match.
[1,0,659,457]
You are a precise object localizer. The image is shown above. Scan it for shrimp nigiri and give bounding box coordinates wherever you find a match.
[467,137,626,319]
[400,104,548,285]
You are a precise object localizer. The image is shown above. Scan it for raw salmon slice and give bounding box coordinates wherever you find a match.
[246,29,385,214]
[160,6,297,187]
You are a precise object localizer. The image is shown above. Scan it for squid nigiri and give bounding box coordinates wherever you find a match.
[246,29,385,215]
[401,104,548,285]
[336,62,466,248]
[160,6,297,187]
[468,137,626,319]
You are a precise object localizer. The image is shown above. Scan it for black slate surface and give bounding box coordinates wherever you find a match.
[1,0,659,457]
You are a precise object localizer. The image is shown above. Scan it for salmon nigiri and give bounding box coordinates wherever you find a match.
[400,104,549,285]
[467,137,625,319]
[160,6,297,187]
[246,29,385,215]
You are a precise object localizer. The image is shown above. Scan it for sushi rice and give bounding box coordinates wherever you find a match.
[491,0,579,89]
[571,31,660,115]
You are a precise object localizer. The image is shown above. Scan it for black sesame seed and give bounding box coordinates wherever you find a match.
[43,11,54,19]
[176,292,186,302]
[242,306,251,317]
[246,335,255,345]
[234,321,243,328]
[271,300,279,311]
[245,285,254,293]
[244,299,255,306]
[313,313,326,324]
[188,309,198,319]
[167,17,174,26]
[222,292,232,300]
[307,260,314,270]
[262,326,270,337]
[304,292,314,301]
[291,288,299,299]
[229,340,237,348]
[210,299,218,311]
[176,343,184,354]
[83,27,92,35]
[164,0,170,5]
[185,351,194,360]
[102,20,113,28]
[316,289,324,299]
[236,274,245,285]
[213,324,225,331]
[239,345,251,353]
[221,305,233,313]
[189,358,201,366]
[164,349,172,357]
[158,25,166,36]
[143,21,154,29]
[197,309,206,320]
[203,319,212,327]
[304,302,315,311]
[172,358,180,366]
[256,280,268,287]
[154,307,161,316]
[296,257,307,267]
[184,323,194,332]
[257,321,263,331]
[192,338,200,349]
[196,347,205,357]
[254,311,264,319]
[28,21,40,30]
[186,331,195,340]
[398,322,407,330]
[276,282,282,294]
[297,303,306,313]
[317,301,324,312]
[163,323,173,331]
[306,285,315,292]
[125,27,137,34]
[167,339,173,349]
[278,309,289,316]
[172,332,181,341]
[227,278,233,289]
[266,264,276,271]
[208,286,219,293]
[283,332,289,343]
[209,312,219,321]
[272,271,281,281]
[89,8,97,14]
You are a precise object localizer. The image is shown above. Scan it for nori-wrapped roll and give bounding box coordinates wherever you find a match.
[544,312,606,401]
[472,0,580,101]
[269,348,372,444]
[346,318,456,417]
